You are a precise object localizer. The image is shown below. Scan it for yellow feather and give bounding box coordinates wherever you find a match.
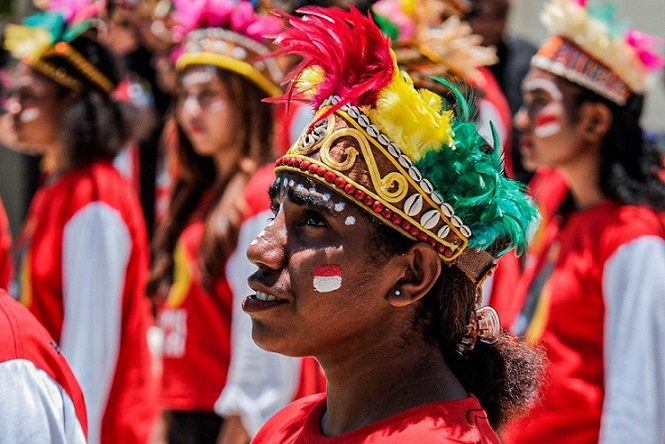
[295,66,324,99]
[367,69,453,162]
[4,25,52,60]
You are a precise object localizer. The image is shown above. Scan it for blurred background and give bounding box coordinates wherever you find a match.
[0,0,664,236]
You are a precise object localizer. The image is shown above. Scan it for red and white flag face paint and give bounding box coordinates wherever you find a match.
[313,264,343,293]
[534,113,561,138]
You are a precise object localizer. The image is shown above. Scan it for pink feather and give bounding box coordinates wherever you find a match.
[272,7,395,111]
[626,29,665,71]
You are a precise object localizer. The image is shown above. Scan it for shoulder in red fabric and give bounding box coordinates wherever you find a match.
[0,289,88,437]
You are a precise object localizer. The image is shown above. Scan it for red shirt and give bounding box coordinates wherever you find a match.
[0,290,87,441]
[12,161,158,444]
[253,393,500,443]
[0,196,11,290]
[502,201,665,443]
[159,165,275,411]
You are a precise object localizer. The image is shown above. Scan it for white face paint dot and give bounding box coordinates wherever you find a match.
[249,239,258,246]
[20,107,40,123]
[345,216,356,226]
[334,202,345,212]
[309,187,317,194]
[322,193,331,201]
[289,179,295,187]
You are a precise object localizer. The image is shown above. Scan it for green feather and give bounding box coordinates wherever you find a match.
[24,11,65,42]
[62,19,94,42]
[414,82,539,256]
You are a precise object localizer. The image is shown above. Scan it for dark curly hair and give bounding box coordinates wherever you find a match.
[367,217,546,431]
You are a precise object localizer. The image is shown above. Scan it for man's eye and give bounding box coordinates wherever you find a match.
[303,211,326,227]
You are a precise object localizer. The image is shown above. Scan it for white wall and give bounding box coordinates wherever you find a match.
[508,0,665,131]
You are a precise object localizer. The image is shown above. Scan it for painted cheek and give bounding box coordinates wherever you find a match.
[534,112,562,138]
[19,107,40,123]
[313,264,343,293]
[207,99,226,113]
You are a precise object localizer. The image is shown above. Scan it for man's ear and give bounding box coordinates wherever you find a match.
[578,102,613,143]
[386,243,442,308]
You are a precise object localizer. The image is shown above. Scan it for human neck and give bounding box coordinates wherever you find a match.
[560,146,605,210]
[213,145,243,179]
[318,335,467,437]
[42,141,72,177]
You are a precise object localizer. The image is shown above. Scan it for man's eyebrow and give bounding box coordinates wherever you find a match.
[268,181,281,201]
[287,186,337,216]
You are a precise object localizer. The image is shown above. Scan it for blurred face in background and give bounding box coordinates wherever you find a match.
[175,65,241,160]
[514,68,586,171]
[467,0,509,47]
[4,66,66,154]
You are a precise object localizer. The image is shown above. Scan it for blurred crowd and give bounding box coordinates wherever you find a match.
[0,0,664,443]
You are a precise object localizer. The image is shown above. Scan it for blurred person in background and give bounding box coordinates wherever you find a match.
[467,0,537,184]
[493,1,665,442]
[3,5,158,442]
[146,1,303,442]
[0,40,13,290]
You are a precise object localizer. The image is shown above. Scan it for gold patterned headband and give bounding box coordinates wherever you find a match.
[275,97,498,284]
[29,42,115,95]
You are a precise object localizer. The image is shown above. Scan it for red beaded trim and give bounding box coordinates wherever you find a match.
[275,156,458,260]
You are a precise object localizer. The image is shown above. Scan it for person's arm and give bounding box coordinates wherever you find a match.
[59,202,132,444]
[215,210,301,440]
[0,359,87,443]
[600,236,665,443]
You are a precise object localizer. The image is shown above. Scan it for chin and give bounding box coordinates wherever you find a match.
[250,320,305,358]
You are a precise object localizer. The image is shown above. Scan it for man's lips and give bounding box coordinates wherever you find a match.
[243,291,288,313]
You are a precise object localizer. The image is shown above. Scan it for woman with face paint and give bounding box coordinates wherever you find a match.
[2,8,159,444]
[145,2,304,443]
[491,1,665,442]
[244,7,544,443]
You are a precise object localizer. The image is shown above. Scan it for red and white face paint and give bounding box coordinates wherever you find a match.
[313,264,343,293]
[524,78,564,139]
[534,113,562,138]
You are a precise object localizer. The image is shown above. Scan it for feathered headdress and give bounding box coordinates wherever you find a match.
[4,0,115,94]
[273,7,538,285]
[371,0,497,84]
[534,0,665,105]
[171,0,284,96]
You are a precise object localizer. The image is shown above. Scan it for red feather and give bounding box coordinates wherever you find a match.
[271,7,395,111]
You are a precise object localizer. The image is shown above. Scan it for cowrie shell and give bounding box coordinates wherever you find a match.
[408,167,422,182]
[398,155,412,169]
[420,210,440,229]
[460,225,472,238]
[421,179,434,194]
[404,194,423,216]
[438,225,451,238]
[387,143,401,157]
[366,125,379,138]
[348,106,360,118]
[440,203,454,217]
[377,134,390,146]
[358,114,370,127]
[451,215,463,228]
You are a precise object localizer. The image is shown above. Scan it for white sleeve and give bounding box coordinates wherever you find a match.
[60,203,131,444]
[215,210,301,437]
[600,236,665,444]
[0,359,87,443]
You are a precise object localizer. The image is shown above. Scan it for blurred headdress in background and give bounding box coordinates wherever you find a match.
[534,0,665,105]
